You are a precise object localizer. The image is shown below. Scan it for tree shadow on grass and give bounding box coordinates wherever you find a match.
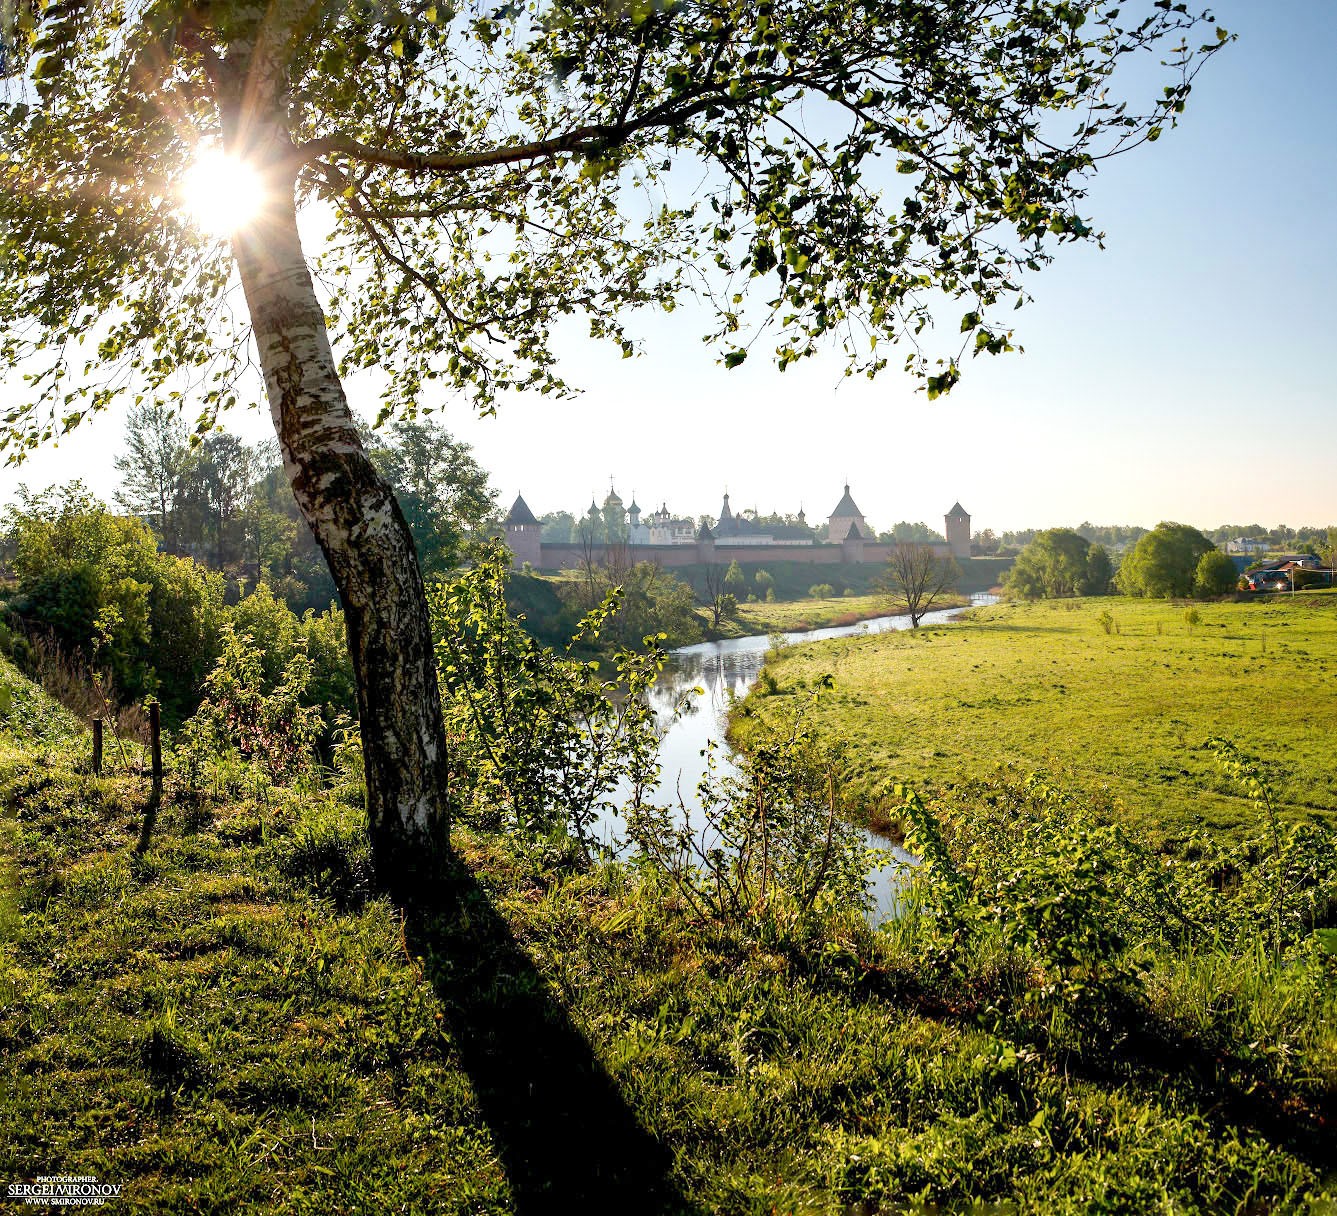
[402,852,694,1216]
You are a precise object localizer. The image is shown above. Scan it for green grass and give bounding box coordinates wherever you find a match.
[1,655,1334,1212]
[735,594,1337,846]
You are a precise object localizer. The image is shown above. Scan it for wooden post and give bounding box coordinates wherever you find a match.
[92,718,103,776]
[149,703,163,791]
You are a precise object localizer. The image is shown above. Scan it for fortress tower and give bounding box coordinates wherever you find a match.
[827,484,868,544]
[944,502,971,559]
[504,494,542,568]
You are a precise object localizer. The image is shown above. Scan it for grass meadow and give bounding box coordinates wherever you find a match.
[1,618,1333,1213]
[735,593,1337,846]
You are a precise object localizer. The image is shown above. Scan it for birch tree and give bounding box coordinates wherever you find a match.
[114,402,192,553]
[0,0,1226,882]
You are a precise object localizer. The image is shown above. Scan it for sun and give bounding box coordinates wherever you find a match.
[178,148,267,236]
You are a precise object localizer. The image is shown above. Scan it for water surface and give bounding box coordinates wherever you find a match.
[602,594,998,924]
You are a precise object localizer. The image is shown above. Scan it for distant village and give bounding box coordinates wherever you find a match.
[502,485,973,571]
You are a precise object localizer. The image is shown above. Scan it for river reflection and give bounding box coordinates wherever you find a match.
[600,595,999,926]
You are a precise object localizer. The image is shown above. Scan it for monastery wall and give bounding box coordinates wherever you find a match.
[533,541,951,571]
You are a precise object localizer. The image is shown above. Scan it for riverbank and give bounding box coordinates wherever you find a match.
[698,591,972,640]
[732,594,1337,848]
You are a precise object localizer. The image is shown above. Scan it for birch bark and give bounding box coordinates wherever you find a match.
[228,113,451,884]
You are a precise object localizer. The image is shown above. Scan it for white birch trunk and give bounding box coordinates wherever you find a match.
[228,118,451,885]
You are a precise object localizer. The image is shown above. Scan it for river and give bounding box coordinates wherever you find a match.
[599,594,999,925]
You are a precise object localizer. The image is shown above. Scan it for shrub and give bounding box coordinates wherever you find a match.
[225,585,354,736]
[431,543,665,852]
[895,751,1337,1031]
[145,557,225,720]
[809,583,835,599]
[178,623,322,787]
[1118,523,1215,598]
[628,688,873,926]
[3,484,225,715]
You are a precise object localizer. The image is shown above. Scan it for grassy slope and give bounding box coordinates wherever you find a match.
[1,655,1333,1212]
[736,595,1337,846]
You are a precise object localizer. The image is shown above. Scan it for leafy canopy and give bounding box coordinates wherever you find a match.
[1117,521,1215,599]
[1,0,1226,454]
[1005,526,1110,599]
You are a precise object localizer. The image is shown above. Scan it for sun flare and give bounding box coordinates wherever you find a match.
[178,149,267,236]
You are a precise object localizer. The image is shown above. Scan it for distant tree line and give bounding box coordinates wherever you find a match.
[113,404,500,613]
[1004,522,1244,602]
[983,521,1337,559]
[877,521,947,545]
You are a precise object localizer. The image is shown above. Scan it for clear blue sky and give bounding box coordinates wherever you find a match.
[3,0,1334,536]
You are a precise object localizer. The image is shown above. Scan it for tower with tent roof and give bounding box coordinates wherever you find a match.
[503,494,542,567]
[944,502,971,559]
[827,484,869,544]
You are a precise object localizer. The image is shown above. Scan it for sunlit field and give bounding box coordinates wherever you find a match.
[737,593,1337,846]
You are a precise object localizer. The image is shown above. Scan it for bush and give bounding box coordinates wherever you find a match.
[228,584,302,686]
[895,748,1337,1030]
[224,585,354,737]
[1118,523,1214,598]
[809,583,835,599]
[3,484,225,715]
[431,544,665,851]
[178,623,323,788]
[628,689,873,926]
[1004,528,1091,599]
[146,557,225,720]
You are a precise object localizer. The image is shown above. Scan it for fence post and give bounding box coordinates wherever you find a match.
[149,703,163,792]
[92,718,103,776]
